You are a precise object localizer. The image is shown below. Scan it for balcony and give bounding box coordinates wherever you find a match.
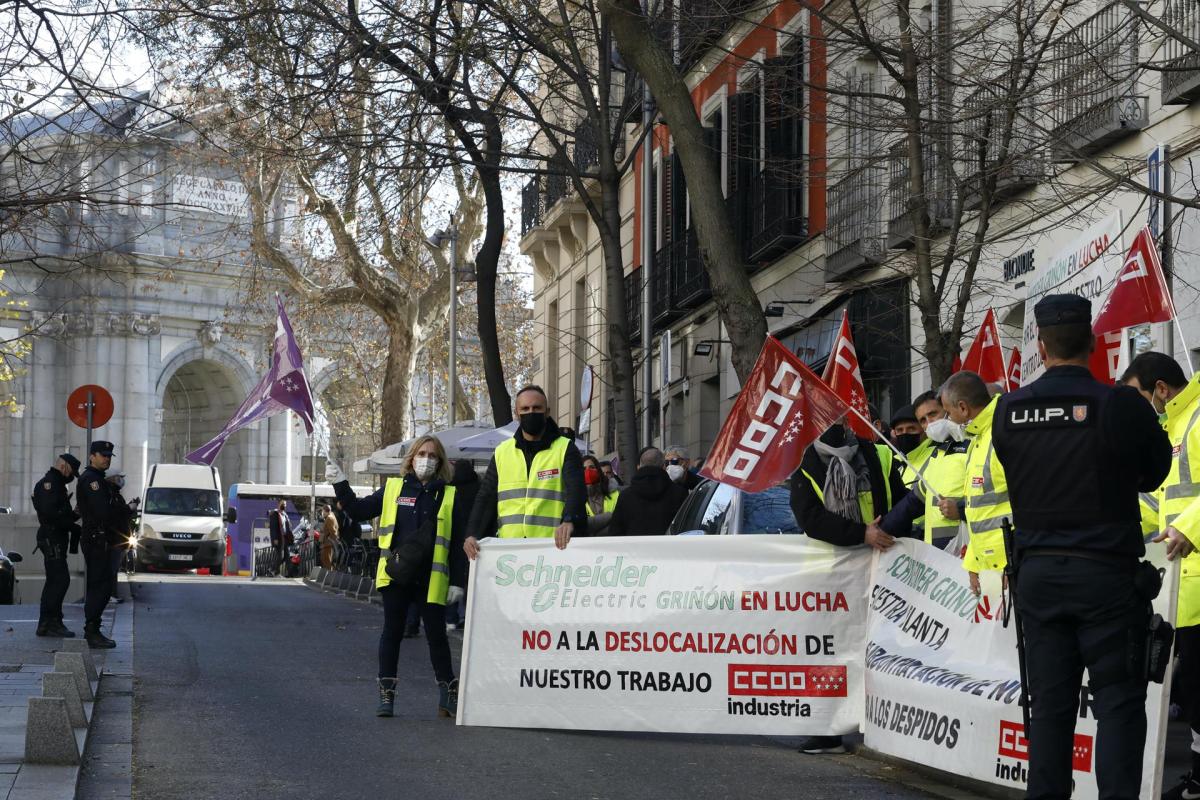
[625,267,643,345]
[572,117,626,176]
[521,177,543,237]
[959,88,1046,211]
[651,241,684,325]
[887,141,954,250]
[1161,0,1200,104]
[825,165,887,282]
[1050,0,1147,160]
[673,229,710,309]
[677,0,758,74]
[747,161,807,264]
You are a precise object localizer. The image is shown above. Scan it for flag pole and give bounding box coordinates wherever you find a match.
[843,403,939,499]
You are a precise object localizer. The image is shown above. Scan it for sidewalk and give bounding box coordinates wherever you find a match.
[0,585,132,800]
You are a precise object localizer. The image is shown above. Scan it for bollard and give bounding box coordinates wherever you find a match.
[60,639,98,682]
[42,672,87,728]
[24,697,80,765]
[53,652,93,702]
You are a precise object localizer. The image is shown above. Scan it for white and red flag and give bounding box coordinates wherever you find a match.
[821,310,875,439]
[1006,347,1022,390]
[961,309,1008,388]
[701,337,849,493]
[1091,225,1175,382]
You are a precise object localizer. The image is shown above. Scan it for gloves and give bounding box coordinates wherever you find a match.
[446,585,465,605]
[327,460,347,484]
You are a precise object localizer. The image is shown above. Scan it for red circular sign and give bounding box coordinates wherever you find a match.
[66,384,114,429]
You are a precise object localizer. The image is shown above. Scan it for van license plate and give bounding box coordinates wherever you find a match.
[168,554,192,561]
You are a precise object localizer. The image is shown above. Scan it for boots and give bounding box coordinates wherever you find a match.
[437,679,458,718]
[36,620,76,638]
[84,623,116,649]
[376,678,397,717]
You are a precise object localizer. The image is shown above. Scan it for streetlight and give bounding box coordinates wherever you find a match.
[427,219,476,428]
[764,299,815,318]
[693,339,733,357]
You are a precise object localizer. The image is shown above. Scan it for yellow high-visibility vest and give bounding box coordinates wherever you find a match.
[494,436,569,538]
[1156,375,1200,627]
[585,491,619,516]
[962,397,1011,572]
[902,439,935,530]
[376,477,456,604]
[911,445,968,544]
[803,444,895,523]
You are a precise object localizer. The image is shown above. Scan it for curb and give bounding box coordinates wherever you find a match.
[855,746,1023,800]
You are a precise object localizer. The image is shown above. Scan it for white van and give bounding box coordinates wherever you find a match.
[138,464,229,574]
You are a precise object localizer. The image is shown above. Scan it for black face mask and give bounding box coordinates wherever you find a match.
[820,425,849,448]
[894,433,923,454]
[519,412,547,436]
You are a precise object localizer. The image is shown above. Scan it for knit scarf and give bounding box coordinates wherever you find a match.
[813,439,869,523]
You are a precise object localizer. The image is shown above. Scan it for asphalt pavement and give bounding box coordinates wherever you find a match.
[118,575,953,800]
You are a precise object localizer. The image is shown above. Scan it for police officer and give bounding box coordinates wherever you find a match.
[991,295,1174,799]
[31,454,81,637]
[76,441,119,649]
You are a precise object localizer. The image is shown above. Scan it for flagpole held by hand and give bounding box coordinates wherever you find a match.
[843,403,940,501]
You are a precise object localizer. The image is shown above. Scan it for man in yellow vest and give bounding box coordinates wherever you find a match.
[465,385,587,559]
[936,371,1009,596]
[1122,351,1200,799]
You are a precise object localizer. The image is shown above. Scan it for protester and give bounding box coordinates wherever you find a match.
[1122,350,1200,797]
[582,454,619,536]
[993,295,1173,799]
[937,371,1007,595]
[268,499,293,577]
[76,440,119,649]
[319,504,339,570]
[334,435,467,718]
[605,448,686,536]
[464,385,587,559]
[664,445,701,491]
[888,405,923,455]
[600,460,623,487]
[790,420,906,753]
[868,403,886,440]
[32,454,81,638]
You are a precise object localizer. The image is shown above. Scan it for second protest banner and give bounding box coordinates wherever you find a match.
[458,535,872,735]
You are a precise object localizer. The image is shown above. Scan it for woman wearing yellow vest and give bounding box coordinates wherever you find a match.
[789,420,907,755]
[333,436,466,719]
[582,454,619,536]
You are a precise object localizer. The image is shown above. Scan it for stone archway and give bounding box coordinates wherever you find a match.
[159,358,250,485]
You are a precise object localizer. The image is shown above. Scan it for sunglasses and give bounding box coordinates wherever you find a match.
[666,458,684,465]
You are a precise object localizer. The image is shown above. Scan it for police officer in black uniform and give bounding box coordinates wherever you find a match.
[991,295,1175,799]
[76,441,119,649]
[31,453,81,637]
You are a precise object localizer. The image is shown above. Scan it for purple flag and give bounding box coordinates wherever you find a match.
[186,296,316,465]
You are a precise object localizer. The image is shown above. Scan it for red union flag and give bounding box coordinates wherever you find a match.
[700,337,848,493]
[1006,347,1022,390]
[1093,225,1173,335]
[822,310,874,439]
[962,309,1008,387]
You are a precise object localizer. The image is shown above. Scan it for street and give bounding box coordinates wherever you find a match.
[112,576,948,800]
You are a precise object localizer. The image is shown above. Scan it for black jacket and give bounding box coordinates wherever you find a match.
[33,469,78,546]
[450,462,480,587]
[465,418,587,539]
[789,438,906,547]
[77,465,118,544]
[608,467,689,536]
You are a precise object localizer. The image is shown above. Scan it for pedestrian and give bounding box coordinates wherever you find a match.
[600,460,623,487]
[663,445,701,491]
[789,419,906,754]
[76,440,119,649]
[937,370,1009,595]
[105,471,135,603]
[31,453,81,638]
[334,435,468,718]
[582,454,620,536]
[991,294,1174,799]
[463,385,587,559]
[319,504,339,570]
[607,447,689,536]
[1121,350,1200,798]
[269,499,293,576]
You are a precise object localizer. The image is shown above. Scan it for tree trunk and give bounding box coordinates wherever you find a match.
[474,163,513,426]
[380,322,416,445]
[598,160,640,470]
[601,0,767,383]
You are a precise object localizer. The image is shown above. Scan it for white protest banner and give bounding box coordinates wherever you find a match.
[865,539,1178,799]
[1021,211,1125,383]
[458,536,872,735]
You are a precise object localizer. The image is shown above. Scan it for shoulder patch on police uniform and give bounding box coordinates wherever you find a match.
[43,481,51,490]
[1006,400,1092,429]
[90,481,99,491]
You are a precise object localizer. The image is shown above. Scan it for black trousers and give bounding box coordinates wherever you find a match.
[1176,625,1200,744]
[38,543,70,626]
[83,543,111,628]
[1017,555,1150,800]
[379,582,453,683]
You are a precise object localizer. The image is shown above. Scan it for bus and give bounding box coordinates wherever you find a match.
[225,483,374,575]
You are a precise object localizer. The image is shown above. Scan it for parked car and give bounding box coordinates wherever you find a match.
[667,479,800,536]
[0,545,23,604]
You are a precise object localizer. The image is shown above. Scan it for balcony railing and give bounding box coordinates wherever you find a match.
[1161,0,1200,104]
[1050,0,1147,160]
[887,140,954,250]
[521,177,543,237]
[958,87,1046,211]
[652,240,684,325]
[673,229,710,309]
[747,160,807,265]
[677,0,758,74]
[625,266,643,345]
[572,117,626,176]
[825,165,887,282]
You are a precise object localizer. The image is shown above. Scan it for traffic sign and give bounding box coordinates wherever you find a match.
[67,384,114,429]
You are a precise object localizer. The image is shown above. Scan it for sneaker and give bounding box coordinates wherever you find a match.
[437,679,458,718]
[1163,772,1200,799]
[376,678,397,717]
[798,735,847,755]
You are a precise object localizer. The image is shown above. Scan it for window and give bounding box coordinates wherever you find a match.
[117,160,130,215]
[698,483,737,535]
[740,486,801,534]
[144,488,222,517]
[846,66,877,168]
[140,181,154,217]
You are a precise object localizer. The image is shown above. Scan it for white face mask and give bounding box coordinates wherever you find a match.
[926,418,966,443]
[413,456,438,480]
[666,465,686,482]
